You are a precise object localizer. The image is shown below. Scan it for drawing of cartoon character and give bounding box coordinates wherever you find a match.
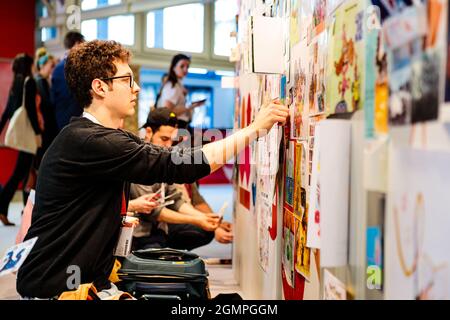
[334,25,355,113]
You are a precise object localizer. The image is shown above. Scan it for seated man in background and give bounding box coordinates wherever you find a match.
[130,108,232,251]
[175,182,233,245]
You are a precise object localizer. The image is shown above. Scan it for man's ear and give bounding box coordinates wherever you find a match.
[91,79,108,98]
[145,127,153,141]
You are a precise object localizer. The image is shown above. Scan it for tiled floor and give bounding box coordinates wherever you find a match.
[0,185,241,299]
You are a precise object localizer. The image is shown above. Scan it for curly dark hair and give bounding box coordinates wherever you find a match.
[65,40,131,108]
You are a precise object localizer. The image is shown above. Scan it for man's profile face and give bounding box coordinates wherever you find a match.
[148,125,178,148]
[103,60,140,119]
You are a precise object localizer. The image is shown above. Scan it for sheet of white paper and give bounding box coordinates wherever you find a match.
[252,16,284,74]
[320,120,351,267]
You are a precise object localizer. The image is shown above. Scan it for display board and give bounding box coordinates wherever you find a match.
[233,0,450,300]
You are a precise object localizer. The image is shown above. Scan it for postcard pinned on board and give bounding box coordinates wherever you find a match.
[323,269,347,300]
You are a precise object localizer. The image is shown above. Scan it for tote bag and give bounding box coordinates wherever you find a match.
[4,77,38,155]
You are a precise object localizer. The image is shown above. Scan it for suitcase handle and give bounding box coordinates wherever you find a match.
[119,271,208,281]
[132,248,199,262]
[140,294,182,301]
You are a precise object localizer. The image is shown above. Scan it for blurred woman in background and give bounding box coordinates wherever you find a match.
[34,47,57,168]
[156,54,205,129]
[0,54,42,226]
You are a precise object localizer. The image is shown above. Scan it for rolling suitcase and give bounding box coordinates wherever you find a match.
[117,248,210,300]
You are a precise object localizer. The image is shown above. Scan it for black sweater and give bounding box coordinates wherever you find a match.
[16,117,210,298]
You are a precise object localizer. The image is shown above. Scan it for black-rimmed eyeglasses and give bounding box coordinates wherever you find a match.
[100,74,134,88]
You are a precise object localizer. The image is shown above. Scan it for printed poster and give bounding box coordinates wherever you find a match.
[323,269,347,300]
[290,0,301,45]
[257,199,270,272]
[326,0,365,115]
[385,4,441,125]
[365,16,389,138]
[256,130,279,272]
[293,142,307,219]
[386,147,450,300]
[367,226,383,273]
[308,0,327,42]
[308,114,325,187]
[256,76,282,271]
[308,33,328,116]
[306,121,322,249]
[290,40,310,140]
[285,141,295,209]
[295,209,311,280]
[283,209,295,287]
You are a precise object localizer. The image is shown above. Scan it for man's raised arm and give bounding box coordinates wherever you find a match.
[202,102,288,173]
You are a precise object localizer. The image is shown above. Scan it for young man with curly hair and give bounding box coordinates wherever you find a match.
[16,40,288,299]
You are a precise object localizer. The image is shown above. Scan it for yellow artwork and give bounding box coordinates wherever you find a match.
[295,206,311,280]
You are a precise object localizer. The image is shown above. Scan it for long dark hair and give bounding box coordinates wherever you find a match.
[0,53,33,131]
[154,73,168,109]
[10,53,34,101]
[167,53,190,88]
[12,53,33,78]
